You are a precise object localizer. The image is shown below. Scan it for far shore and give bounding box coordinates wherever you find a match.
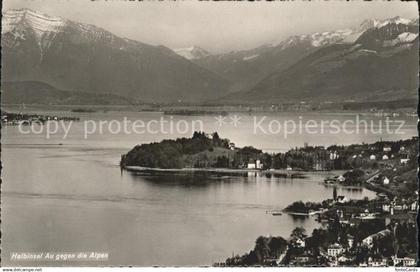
[284,210,329,216]
[123,165,345,177]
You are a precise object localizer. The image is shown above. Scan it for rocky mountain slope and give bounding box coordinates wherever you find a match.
[219,17,419,104]
[173,46,210,60]
[1,9,230,103]
[185,20,373,94]
[2,10,418,105]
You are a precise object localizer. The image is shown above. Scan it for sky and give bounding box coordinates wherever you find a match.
[3,0,419,53]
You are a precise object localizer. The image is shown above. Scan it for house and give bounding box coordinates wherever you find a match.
[400,158,409,164]
[382,203,391,212]
[291,237,306,248]
[329,259,338,266]
[410,201,418,211]
[383,146,392,152]
[382,154,389,160]
[368,257,387,267]
[347,235,354,248]
[330,151,339,160]
[294,255,310,264]
[369,154,376,160]
[248,160,263,169]
[392,256,416,266]
[337,175,346,182]
[327,243,344,258]
[394,205,403,211]
[337,196,349,204]
[362,236,374,248]
[247,163,256,169]
[383,177,390,185]
[362,229,391,248]
[338,255,351,264]
[359,213,377,220]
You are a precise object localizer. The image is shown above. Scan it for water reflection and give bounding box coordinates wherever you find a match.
[289,214,310,223]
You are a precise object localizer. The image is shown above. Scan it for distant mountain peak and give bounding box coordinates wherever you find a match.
[3,9,67,36]
[271,16,415,50]
[359,16,413,30]
[410,18,419,25]
[173,46,210,60]
[2,9,229,103]
[272,28,356,49]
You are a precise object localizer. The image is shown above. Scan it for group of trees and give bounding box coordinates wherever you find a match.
[284,201,324,214]
[223,214,417,267]
[121,131,224,168]
[121,132,418,171]
[225,236,288,266]
[121,132,271,169]
[394,222,417,256]
[342,169,365,185]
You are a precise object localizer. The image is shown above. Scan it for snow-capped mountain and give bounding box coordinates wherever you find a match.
[193,16,418,97]
[2,9,66,39]
[2,9,418,105]
[220,16,419,104]
[2,9,67,60]
[360,16,413,29]
[272,29,357,49]
[268,17,399,50]
[173,46,210,60]
[2,9,229,103]
[2,9,113,55]
[356,17,418,51]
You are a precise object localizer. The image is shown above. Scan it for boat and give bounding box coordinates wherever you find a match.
[271,212,283,216]
[266,210,283,216]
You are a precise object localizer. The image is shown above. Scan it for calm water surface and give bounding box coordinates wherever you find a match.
[2,111,415,266]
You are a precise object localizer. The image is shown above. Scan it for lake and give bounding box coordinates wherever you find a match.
[1,110,416,266]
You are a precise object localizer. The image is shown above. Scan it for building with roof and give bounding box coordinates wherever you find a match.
[362,229,391,248]
[327,243,344,258]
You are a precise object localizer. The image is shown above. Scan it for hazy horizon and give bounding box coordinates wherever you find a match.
[3,1,419,53]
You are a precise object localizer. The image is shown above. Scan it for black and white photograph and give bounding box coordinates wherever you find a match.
[1,0,419,269]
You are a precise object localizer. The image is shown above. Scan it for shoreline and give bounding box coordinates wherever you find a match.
[283,209,329,216]
[2,104,416,117]
[123,165,346,177]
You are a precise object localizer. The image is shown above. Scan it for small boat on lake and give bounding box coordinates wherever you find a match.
[271,212,283,216]
[266,210,283,216]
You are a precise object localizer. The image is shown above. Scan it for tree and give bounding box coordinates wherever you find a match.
[268,237,287,257]
[215,156,229,168]
[290,227,307,240]
[254,236,270,263]
[376,235,395,257]
[212,132,221,147]
[333,186,337,201]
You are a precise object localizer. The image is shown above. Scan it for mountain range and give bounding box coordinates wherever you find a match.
[1,9,229,104]
[221,17,419,104]
[2,9,419,105]
[182,16,419,104]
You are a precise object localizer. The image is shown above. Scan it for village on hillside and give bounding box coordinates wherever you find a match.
[216,136,418,267]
